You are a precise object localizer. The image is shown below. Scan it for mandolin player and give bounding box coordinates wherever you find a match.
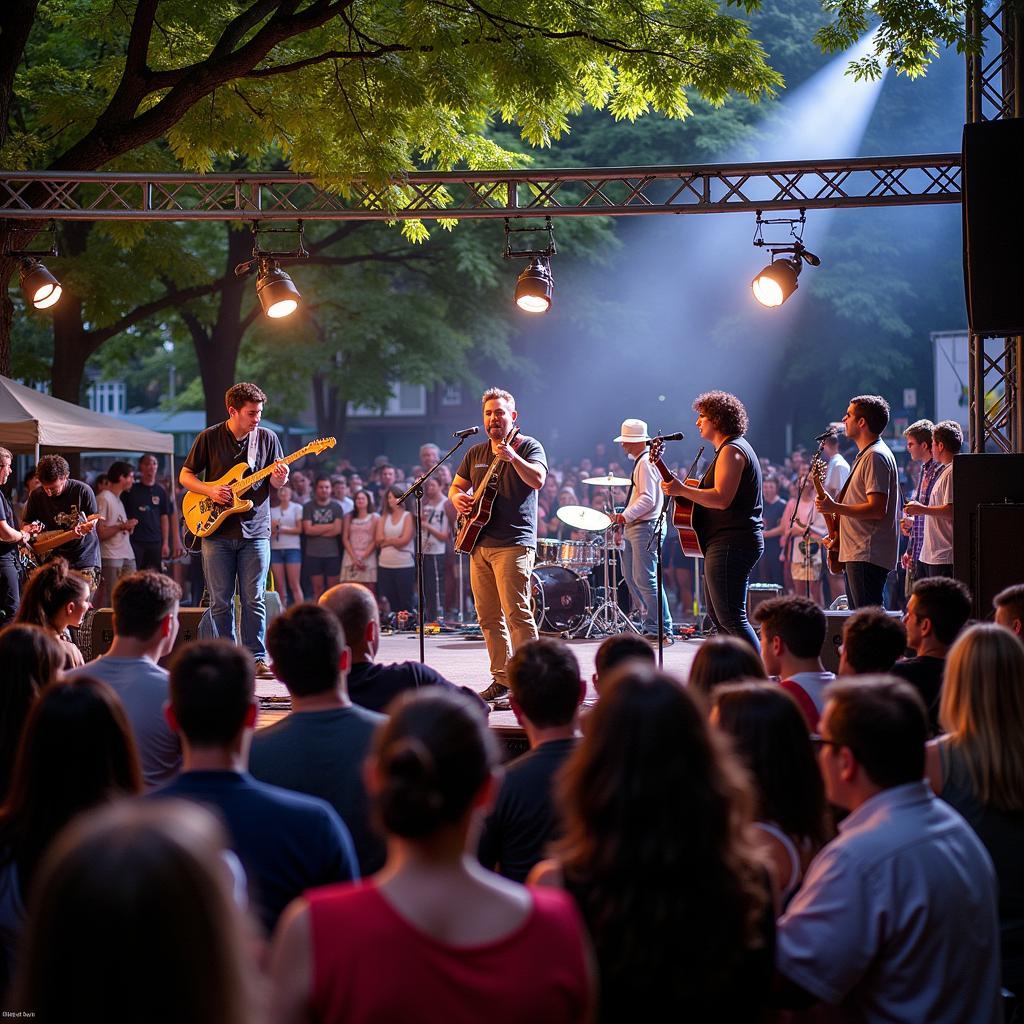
[448,387,547,705]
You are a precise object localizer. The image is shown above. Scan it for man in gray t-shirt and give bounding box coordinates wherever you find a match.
[816,395,900,609]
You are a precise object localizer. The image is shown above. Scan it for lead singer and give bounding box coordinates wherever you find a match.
[660,391,763,651]
[449,388,547,704]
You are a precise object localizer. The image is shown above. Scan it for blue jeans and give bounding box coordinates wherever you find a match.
[844,561,891,609]
[620,520,673,634]
[703,540,762,652]
[202,536,271,660]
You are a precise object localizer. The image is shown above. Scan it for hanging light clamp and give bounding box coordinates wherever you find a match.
[233,221,309,278]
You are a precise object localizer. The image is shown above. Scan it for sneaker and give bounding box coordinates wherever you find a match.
[254,660,276,679]
[479,680,509,702]
[642,632,675,646]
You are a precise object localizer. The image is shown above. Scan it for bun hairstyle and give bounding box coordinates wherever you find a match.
[16,558,91,629]
[373,690,497,839]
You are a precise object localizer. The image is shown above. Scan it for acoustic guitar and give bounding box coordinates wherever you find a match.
[21,513,104,569]
[648,437,703,558]
[810,458,843,575]
[182,437,336,545]
[454,425,520,554]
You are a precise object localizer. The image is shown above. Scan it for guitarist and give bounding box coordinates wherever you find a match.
[609,418,673,642]
[23,454,101,588]
[179,382,288,678]
[660,391,763,652]
[449,387,547,704]
[0,447,35,621]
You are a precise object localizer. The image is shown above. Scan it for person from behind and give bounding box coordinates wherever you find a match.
[270,689,595,1024]
[530,665,773,1021]
[838,607,907,676]
[994,583,1024,637]
[712,683,831,910]
[251,603,387,875]
[479,639,583,883]
[891,576,972,734]
[687,634,767,700]
[753,596,834,731]
[14,558,93,669]
[776,678,1001,1022]
[65,571,182,789]
[152,639,358,936]
[592,632,655,694]
[926,623,1024,998]
[13,800,258,1024]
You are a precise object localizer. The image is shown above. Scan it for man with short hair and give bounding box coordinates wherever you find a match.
[123,454,177,571]
[303,474,344,600]
[330,475,354,514]
[904,419,961,580]
[478,638,583,883]
[994,583,1024,637]
[95,460,138,607]
[899,420,941,596]
[838,607,907,676]
[777,677,1000,1022]
[753,596,834,731]
[814,395,900,609]
[251,602,386,874]
[419,443,441,474]
[891,576,972,734]
[66,570,182,788]
[153,639,357,935]
[592,631,656,692]
[0,447,33,621]
[820,428,850,498]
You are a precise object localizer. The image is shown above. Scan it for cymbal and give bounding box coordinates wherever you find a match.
[556,505,612,531]
[581,474,630,487]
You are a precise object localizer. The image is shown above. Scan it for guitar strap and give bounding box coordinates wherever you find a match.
[246,427,260,471]
[836,438,881,504]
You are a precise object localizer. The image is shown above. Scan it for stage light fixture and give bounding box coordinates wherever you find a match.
[752,256,801,308]
[19,258,62,309]
[750,208,820,308]
[504,217,556,314]
[235,221,308,318]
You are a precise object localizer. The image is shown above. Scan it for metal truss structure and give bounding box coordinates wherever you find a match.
[0,154,961,223]
[967,0,1023,453]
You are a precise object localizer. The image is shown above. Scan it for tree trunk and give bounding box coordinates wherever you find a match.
[0,260,12,378]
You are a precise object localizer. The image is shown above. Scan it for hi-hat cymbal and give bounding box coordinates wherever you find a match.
[581,474,630,487]
[556,505,612,531]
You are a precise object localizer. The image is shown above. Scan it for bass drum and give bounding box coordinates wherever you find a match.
[531,564,591,635]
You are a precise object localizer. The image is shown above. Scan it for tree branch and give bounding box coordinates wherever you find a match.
[0,1,41,153]
[90,279,224,346]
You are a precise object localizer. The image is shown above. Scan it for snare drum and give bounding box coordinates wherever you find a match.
[531,564,591,634]
[535,538,561,564]
[558,539,600,568]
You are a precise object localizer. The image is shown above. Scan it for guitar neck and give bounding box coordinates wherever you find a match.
[232,445,314,497]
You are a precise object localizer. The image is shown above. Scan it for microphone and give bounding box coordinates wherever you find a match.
[645,431,685,444]
[453,426,480,439]
[814,429,837,443]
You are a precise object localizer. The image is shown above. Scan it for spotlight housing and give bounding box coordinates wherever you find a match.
[752,256,801,308]
[504,217,556,314]
[234,221,308,318]
[750,208,820,309]
[19,258,62,310]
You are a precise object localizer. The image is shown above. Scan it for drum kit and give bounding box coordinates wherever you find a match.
[531,475,639,638]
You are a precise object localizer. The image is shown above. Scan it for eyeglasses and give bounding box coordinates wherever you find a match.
[810,734,841,751]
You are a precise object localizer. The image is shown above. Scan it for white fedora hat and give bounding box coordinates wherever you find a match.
[614,418,650,443]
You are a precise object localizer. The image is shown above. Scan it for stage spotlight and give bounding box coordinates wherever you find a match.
[750,209,821,309]
[256,260,300,318]
[752,256,801,308]
[19,258,62,310]
[515,258,553,313]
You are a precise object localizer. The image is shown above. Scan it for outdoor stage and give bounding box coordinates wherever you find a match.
[256,630,702,757]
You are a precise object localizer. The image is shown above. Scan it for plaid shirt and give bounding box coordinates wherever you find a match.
[909,459,942,562]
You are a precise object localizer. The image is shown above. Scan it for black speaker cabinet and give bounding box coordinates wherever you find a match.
[963,119,1024,335]
[84,607,208,665]
[820,610,903,675]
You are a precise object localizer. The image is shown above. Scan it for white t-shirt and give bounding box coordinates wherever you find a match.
[271,502,303,550]
[920,465,953,565]
[422,501,448,556]
[825,453,851,494]
[98,489,134,559]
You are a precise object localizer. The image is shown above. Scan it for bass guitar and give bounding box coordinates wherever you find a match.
[810,458,843,575]
[182,437,336,546]
[648,438,704,558]
[454,426,520,554]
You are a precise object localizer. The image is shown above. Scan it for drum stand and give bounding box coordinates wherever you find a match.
[579,525,640,638]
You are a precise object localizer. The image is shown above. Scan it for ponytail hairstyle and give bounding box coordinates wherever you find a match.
[15,558,91,630]
[372,689,497,839]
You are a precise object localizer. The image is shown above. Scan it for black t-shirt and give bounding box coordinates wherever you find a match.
[692,436,763,550]
[346,659,461,714]
[0,490,18,558]
[478,737,577,883]
[183,423,284,540]
[891,655,945,736]
[122,481,169,544]
[455,435,547,549]
[762,496,786,559]
[24,478,100,569]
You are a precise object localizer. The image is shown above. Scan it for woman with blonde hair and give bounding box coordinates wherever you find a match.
[926,622,1024,995]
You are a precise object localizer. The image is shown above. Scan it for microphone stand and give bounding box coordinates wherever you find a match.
[648,498,669,668]
[398,435,471,664]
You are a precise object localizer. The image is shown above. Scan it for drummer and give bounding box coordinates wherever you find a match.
[609,418,675,643]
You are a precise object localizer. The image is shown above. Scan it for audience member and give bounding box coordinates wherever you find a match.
[123,453,175,571]
[152,639,358,935]
[0,678,142,989]
[713,683,830,910]
[531,665,773,1021]
[891,576,972,734]
[592,631,655,692]
[838,606,907,675]
[376,484,415,617]
[994,583,1024,637]
[753,596,834,730]
[13,800,258,1024]
[270,483,304,607]
[478,639,583,883]
[776,677,1001,1022]
[270,689,594,1024]
[340,488,379,592]
[303,475,345,601]
[95,460,139,608]
[926,623,1024,996]
[65,571,182,789]
[251,603,387,875]
[687,634,767,699]
[900,419,940,598]
[14,558,92,669]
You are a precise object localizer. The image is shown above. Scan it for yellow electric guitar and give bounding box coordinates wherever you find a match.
[182,437,336,546]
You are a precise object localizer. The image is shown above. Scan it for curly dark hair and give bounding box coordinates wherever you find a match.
[224,382,266,412]
[693,391,749,437]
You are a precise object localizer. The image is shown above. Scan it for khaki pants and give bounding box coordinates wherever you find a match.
[470,545,537,686]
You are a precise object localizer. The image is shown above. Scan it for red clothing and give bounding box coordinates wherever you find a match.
[308,880,591,1024]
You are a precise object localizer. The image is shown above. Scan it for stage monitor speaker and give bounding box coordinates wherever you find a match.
[85,607,207,664]
[820,609,903,676]
[748,583,783,619]
[963,119,1024,335]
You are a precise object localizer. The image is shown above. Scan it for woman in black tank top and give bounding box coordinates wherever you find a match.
[661,391,763,651]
